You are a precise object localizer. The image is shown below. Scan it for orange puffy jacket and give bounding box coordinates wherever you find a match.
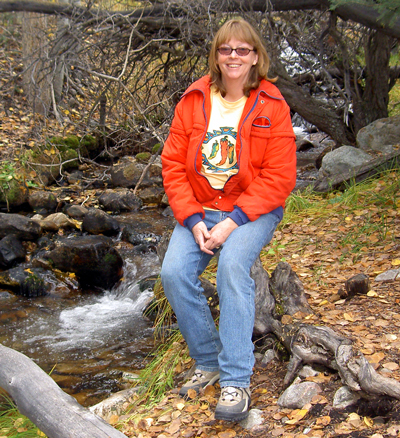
[161,75,297,227]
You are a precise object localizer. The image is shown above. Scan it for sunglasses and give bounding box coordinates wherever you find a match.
[217,47,255,56]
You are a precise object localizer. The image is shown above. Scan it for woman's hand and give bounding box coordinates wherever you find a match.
[192,221,214,255]
[204,218,238,252]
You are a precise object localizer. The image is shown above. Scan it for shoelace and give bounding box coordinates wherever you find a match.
[221,387,241,402]
[191,371,205,383]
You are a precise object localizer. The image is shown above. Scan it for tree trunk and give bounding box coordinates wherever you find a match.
[352,30,392,132]
[0,343,128,438]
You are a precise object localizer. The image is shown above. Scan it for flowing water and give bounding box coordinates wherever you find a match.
[0,209,174,407]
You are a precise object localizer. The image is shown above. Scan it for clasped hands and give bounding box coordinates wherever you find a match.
[192,218,238,255]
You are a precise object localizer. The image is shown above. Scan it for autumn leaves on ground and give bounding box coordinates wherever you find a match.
[110,175,400,438]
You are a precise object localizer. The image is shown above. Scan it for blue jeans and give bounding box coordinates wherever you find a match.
[161,210,280,388]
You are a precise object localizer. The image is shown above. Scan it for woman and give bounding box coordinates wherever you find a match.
[161,18,296,422]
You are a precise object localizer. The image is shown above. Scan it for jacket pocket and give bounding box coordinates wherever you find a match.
[250,117,271,139]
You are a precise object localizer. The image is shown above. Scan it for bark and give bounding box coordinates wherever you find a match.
[1,1,400,39]
[0,343,128,438]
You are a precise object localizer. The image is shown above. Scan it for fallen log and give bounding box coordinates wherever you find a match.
[0,343,127,438]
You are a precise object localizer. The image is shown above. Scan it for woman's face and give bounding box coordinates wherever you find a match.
[216,38,258,85]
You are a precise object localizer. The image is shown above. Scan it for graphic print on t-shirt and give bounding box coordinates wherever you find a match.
[202,127,238,171]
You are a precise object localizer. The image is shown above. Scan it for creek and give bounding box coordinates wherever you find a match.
[0,209,174,407]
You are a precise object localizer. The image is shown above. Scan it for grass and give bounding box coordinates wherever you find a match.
[0,395,46,438]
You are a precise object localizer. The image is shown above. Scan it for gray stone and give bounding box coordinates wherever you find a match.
[278,381,322,409]
[375,269,400,282]
[357,115,400,155]
[261,349,278,366]
[240,408,264,429]
[333,386,360,408]
[298,365,319,378]
[319,146,372,178]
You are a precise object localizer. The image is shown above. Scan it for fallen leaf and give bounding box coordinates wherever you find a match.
[364,416,374,427]
[369,352,385,364]
[218,430,236,438]
[316,415,331,426]
[391,259,400,266]
[285,408,308,424]
[382,362,399,370]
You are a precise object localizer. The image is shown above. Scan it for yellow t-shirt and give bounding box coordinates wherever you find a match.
[201,89,247,189]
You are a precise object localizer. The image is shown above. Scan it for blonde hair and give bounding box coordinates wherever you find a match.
[208,18,276,97]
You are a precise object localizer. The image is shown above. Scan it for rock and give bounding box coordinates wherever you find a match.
[344,273,370,297]
[375,269,400,282]
[298,365,319,378]
[82,208,120,236]
[0,234,26,268]
[28,190,58,213]
[110,159,143,188]
[31,215,60,232]
[240,408,264,429]
[41,235,123,289]
[333,386,360,408]
[357,115,400,155]
[278,381,322,409]
[64,204,89,219]
[261,349,278,366]
[121,225,161,249]
[319,145,372,178]
[0,213,42,240]
[136,186,165,205]
[0,266,50,297]
[98,189,142,212]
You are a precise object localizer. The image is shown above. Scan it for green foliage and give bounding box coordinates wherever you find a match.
[151,143,161,154]
[0,394,47,437]
[0,162,16,190]
[329,0,400,27]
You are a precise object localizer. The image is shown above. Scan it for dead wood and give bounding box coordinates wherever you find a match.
[0,343,127,438]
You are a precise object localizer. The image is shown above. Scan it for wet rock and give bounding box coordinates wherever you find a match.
[278,380,322,409]
[98,189,142,213]
[121,224,160,248]
[42,235,123,289]
[82,208,120,236]
[0,266,50,297]
[136,186,165,205]
[64,204,89,219]
[0,213,42,240]
[0,234,26,268]
[28,190,58,214]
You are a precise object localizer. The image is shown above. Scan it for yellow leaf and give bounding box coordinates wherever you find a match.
[24,268,33,274]
[391,259,400,266]
[367,290,377,297]
[285,409,308,424]
[37,430,46,436]
[364,416,374,427]
[50,147,56,155]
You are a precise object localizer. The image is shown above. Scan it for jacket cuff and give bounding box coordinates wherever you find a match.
[228,206,250,226]
[184,213,203,230]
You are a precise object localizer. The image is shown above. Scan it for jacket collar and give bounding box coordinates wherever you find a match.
[182,74,283,100]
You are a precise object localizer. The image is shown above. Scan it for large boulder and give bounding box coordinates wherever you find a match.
[317,145,372,178]
[0,213,42,240]
[82,209,120,236]
[357,115,400,155]
[0,235,26,268]
[41,235,123,289]
[98,189,142,213]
